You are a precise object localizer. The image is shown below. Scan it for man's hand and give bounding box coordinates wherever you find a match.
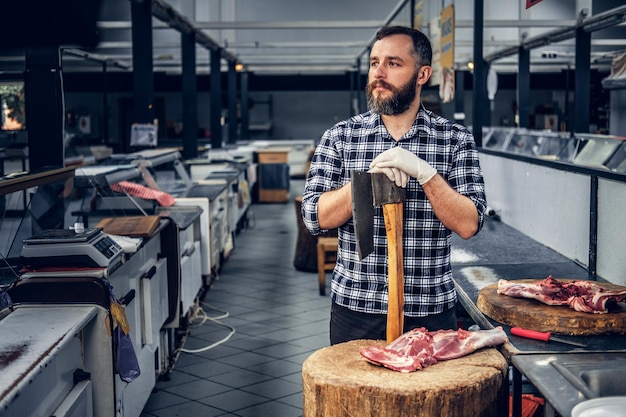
[369,147,437,187]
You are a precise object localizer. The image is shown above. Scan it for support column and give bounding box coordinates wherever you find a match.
[454,70,465,124]
[24,47,64,170]
[227,60,238,144]
[102,61,109,144]
[240,71,250,140]
[472,0,485,146]
[182,31,198,159]
[574,27,591,133]
[210,49,222,149]
[349,70,355,116]
[356,57,363,114]
[517,46,530,128]
[131,0,154,151]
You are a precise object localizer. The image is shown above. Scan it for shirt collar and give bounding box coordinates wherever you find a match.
[364,105,432,141]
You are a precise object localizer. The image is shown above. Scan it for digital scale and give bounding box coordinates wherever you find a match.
[21,228,124,270]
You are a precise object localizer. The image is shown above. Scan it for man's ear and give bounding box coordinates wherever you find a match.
[417,66,433,86]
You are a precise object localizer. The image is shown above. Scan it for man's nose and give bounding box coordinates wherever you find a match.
[371,65,385,79]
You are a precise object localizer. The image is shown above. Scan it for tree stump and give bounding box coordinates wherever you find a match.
[302,339,508,417]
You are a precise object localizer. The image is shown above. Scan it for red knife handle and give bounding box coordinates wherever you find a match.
[511,327,551,342]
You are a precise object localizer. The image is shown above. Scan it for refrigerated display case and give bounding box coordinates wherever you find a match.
[480,128,626,167]
[482,127,515,151]
[572,133,626,170]
[606,141,626,174]
[506,129,574,160]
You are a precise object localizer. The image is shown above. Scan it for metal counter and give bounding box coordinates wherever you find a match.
[0,305,98,416]
[454,279,626,417]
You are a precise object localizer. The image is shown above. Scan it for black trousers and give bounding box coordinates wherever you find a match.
[330,301,458,345]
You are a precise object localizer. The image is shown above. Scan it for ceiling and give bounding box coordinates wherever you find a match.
[1,0,626,77]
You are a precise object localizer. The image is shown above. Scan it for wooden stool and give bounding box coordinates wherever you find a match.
[302,339,509,417]
[316,237,338,296]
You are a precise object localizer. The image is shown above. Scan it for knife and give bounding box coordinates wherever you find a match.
[511,327,587,348]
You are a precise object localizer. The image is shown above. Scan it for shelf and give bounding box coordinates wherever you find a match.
[0,166,75,197]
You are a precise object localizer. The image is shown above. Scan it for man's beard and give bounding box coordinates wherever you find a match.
[366,71,419,116]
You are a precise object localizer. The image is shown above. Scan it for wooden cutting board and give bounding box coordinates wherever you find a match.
[477,279,626,335]
[96,215,160,238]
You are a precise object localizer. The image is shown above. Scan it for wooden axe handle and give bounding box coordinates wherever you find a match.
[383,202,404,343]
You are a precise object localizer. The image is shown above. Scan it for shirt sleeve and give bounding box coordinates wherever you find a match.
[301,125,345,236]
[448,128,488,233]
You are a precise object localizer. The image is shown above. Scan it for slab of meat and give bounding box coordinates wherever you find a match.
[497,276,626,314]
[359,327,508,373]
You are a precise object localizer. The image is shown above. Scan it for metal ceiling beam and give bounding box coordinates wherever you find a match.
[486,5,626,63]
[234,55,358,63]
[62,48,130,69]
[96,19,578,30]
[149,0,238,62]
[194,20,386,30]
[234,57,363,66]
[198,19,580,30]
[93,38,551,51]
[456,19,576,28]
[98,21,170,29]
[225,41,368,48]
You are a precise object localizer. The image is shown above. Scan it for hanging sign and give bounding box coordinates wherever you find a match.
[439,5,455,103]
[413,0,424,30]
[130,123,157,147]
[439,5,455,70]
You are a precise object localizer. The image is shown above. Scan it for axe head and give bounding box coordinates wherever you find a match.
[371,172,406,207]
[351,171,406,260]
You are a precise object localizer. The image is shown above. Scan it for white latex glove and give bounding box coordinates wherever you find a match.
[369,147,437,187]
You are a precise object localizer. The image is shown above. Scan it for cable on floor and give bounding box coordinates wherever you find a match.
[180,301,236,354]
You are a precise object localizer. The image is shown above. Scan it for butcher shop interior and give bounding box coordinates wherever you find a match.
[1,0,626,416]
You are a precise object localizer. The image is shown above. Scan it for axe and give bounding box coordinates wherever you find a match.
[351,171,406,343]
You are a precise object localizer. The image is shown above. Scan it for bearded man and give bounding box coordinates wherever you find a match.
[302,26,487,345]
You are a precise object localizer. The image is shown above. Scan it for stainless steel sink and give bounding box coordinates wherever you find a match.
[551,353,626,399]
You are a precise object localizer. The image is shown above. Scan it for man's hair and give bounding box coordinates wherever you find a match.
[375,26,432,68]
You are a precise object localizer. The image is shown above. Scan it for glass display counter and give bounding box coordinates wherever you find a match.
[482,127,626,172]
[606,141,626,173]
[483,127,574,160]
[482,127,515,151]
[505,129,573,160]
[573,133,626,171]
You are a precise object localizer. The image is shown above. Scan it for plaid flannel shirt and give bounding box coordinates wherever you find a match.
[301,106,487,317]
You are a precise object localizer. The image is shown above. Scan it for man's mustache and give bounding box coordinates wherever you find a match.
[367,80,395,93]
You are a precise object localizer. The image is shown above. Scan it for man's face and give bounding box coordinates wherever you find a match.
[366,69,419,115]
[366,34,420,116]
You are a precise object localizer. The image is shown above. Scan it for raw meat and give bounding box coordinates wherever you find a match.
[359,327,508,373]
[497,276,626,314]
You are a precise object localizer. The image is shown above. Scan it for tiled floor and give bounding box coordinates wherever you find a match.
[141,180,329,417]
[141,179,588,417]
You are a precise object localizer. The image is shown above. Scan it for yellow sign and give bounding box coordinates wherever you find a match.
[439,5,455,69]
[413,0,423,30]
